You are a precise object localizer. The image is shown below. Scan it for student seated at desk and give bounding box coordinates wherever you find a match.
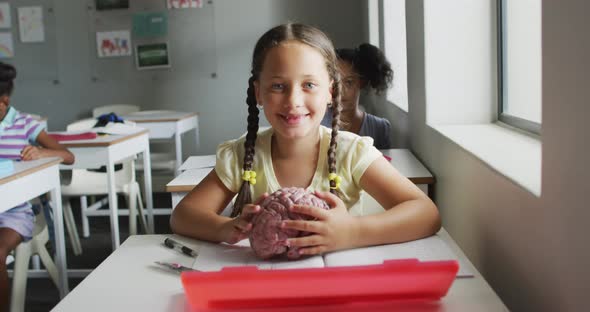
[0,62,74,312]
[171,24,440,257]
[321,43,394,149]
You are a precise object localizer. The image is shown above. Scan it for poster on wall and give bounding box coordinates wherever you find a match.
[135,43,170,70]
[96,30,131,58]
[0,32,14,58]
[18,6,45,43]
[0,3,11,28]
[167,0,203,9]
[132,12,167,38]
[95,0,129,11]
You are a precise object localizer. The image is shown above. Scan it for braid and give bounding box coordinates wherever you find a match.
[231,75,259,217]
[328,71,342,196]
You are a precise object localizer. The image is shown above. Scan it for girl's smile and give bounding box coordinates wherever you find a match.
[279,113,310,126]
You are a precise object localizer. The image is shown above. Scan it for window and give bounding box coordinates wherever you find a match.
[498,0,542,134]
[381,0,408,112]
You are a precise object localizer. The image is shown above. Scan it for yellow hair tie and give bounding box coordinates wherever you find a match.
[328,173,342,190]
[242,170,257,185]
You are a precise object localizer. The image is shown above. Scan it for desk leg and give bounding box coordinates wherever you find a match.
[106,159,120,250]
[175,123,182,176]
[49,176,69,297]
[143,144,154,233]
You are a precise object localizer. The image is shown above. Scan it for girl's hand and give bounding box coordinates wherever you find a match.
[20,145,46,161]
[219,193,268,244]
[281,191,359,256]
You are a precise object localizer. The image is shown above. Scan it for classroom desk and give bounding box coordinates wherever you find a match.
[57,129,155,248]
[381,149,435,196]
[121,110,200,174]
[165,149,436,209]
[0,157,69,297]
[177,154,215,172]
[52,229,507,311]
[166,168,211,209]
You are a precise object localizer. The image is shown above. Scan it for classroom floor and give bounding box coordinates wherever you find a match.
[12,193,173,312]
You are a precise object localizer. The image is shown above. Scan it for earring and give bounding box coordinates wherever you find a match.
[257,103,263,110]
[327,102,333,108]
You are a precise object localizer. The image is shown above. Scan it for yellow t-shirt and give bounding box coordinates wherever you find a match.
[215,126,382,215]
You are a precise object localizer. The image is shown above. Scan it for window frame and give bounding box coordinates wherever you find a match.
[497,0,541,135]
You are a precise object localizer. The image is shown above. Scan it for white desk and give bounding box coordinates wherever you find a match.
[52,230,507,311]
[0,158,69,297]
[381,149,435,196]
[166,149,436,209]
[121,110,199,174]
[166,168,212,209]
[57,129,154,248]
[177,155,215,172]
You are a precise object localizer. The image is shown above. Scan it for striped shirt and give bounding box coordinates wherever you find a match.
[0,106,45,212]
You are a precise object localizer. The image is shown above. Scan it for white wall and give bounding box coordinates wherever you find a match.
[394,0,590,310]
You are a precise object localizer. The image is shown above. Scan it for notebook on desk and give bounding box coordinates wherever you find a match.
[192,234,473,277]
[0,159,14,176]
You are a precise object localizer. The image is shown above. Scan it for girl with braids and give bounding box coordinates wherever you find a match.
[0,62,74,311]
[171,23,439,256]
[321,43,394,149]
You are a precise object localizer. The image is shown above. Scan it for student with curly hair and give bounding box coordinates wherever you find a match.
[321,43,394,149]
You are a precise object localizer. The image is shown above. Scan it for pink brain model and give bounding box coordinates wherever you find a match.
[249,187,330,260]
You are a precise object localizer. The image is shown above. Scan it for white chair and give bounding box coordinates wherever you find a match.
[10,212,59,312]
[60,118,148,255]
[92,104,140,118]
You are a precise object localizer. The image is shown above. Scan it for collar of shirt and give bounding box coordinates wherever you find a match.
[0,106,17,128]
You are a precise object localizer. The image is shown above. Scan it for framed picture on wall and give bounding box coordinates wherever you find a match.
[0,3,11,28]
[167,0,203,9]
[96,30,132,57]
[135,42,170,70]
[95,0,129,11]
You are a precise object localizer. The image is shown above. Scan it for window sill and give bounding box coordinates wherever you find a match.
[431,122,541,197]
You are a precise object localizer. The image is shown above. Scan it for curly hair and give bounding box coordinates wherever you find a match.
[336,43,393,94]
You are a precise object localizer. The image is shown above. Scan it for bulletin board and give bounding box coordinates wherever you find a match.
[0,0,59,83]
[86,0,217,82]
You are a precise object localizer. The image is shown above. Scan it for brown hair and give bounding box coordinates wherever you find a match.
[230,23,342,217]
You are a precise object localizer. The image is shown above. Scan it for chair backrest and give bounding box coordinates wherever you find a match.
[66,118,97,131]
[92,105,140,118]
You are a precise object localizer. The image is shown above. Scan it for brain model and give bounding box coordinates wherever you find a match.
[249,187,330,260]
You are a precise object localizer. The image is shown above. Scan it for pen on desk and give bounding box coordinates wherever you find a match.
[155,261,197,273]
[164,238,198,258]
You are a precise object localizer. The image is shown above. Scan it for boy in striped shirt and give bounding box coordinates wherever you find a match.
[0,62,74,311]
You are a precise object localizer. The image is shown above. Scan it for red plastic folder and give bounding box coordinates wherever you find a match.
[47,132,97,141]
[181,259,458,311]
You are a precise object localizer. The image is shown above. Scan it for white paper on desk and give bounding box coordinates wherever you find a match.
[323,235,474,277]
[192,240,325,271]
